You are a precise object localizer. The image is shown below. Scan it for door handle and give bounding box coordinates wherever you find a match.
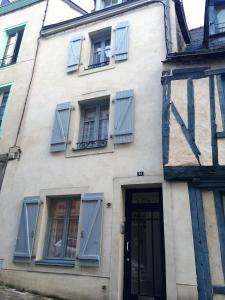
[126,241,129,252]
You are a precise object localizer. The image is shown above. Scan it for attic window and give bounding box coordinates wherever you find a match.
[216,5,225,33]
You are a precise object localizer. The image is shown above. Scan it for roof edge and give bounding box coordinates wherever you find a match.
[173,0,191,44]
[0,0,45,16]
[62,0,87,14]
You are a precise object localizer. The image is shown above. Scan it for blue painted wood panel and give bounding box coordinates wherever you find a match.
[78,193,103,267]
[115,21,129,61]
[188,185,213,300]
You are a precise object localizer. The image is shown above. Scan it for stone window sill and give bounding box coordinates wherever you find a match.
[78,64,115,76]
[35,259,75,267]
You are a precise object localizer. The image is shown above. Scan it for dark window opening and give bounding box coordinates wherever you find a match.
[88,29,111,69]
[0,87,10,127]
[1,28,24,67]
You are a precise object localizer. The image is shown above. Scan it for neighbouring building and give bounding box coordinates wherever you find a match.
[163,0,225,299]
[1,0,225,299]
[0,0,86,187]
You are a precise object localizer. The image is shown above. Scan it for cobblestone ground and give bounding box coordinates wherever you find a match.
[0,285,55,300]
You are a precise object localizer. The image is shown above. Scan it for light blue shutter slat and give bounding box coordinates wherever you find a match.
[78,193,103,267]
[114,89,134,144]
[14,197,40,263]
[67,34,83,73]
[50,102,71,153]
[115,21,129,61]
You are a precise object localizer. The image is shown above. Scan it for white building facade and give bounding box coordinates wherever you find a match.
[0,0,206,299]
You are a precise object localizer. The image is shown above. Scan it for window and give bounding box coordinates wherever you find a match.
[77,99,110,150]
[0,87,10,127]
[45,197,80,261]
[89,29,111,69]
[103,0,118,8]
[216,5,225,33]
[1,28,24,67]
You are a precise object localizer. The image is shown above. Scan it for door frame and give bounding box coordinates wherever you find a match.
[123,188,167,300]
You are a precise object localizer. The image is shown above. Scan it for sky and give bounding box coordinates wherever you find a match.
[76,0,205,30]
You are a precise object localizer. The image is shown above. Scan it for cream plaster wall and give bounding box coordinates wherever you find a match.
[0,3,174,300]
[44,0,84,26]
[203,191,224,287]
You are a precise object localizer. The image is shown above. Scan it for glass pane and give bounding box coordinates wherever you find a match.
[47,201,66,258]
[216,6,225,32]
[65,199,80,258]
[131,215,138,295]
[99,105,109,140]
[93,42,101,64]
[104,40,111,62]
[132,192,160,204]
[104,0,111,7]
[3,33,18,65]
[0,91,9,124]
[139,213,153,296]
[82,107,96,142]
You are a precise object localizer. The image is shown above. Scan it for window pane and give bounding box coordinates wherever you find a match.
[65,199,80,258]
[93,42,102,64]
[3,33,18,65]
[104,0,111,7]
[104,39,111,62]
[47,201,67,258]
[82,107,96,142]
[0,91,10,127]
[99,105,109,140]
[216,6,225,32]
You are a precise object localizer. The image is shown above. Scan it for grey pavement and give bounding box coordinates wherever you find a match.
[0,285,55,300]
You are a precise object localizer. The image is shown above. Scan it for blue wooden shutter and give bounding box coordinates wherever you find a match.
[14,197,40,263]
[114,89,134,144]
[78,193,103,267]
[67,34,83,73]
[115,21,129,61]
[50,102,71,153]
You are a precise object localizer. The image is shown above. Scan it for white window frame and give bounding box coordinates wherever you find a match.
[77,99,110,150]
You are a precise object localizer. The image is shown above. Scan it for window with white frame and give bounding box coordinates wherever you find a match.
[89,29,111,69]
[44,197,80,260]
[1,27,24,67]
[77,99,110,150]
[0,87,10,128]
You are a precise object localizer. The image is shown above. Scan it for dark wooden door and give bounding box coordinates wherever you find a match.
[123,189,166,300]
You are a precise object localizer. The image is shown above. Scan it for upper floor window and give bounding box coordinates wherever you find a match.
[0,86,10,128]
[216,5,225,33]
[77,99,110,150]
[1,27,24,67]
[89,29,111,69]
